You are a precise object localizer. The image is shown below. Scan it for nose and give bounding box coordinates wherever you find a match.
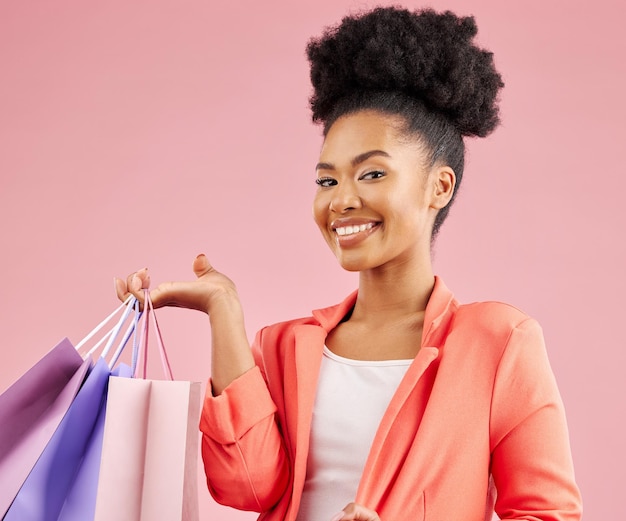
[329,180,362,213]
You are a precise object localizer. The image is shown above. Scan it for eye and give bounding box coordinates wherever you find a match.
[359,170,386,181]
[315,177,337,188]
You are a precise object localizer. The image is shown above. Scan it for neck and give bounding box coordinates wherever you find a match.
[351,257,435,324]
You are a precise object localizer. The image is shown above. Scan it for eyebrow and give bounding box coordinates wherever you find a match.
[315,150,391,171]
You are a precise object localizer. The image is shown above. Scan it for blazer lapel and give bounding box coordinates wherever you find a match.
[356,277,457,505]
[356,346,439,504]
[287,324,326,510]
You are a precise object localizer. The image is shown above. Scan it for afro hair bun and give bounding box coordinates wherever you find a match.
[306,7,504,137]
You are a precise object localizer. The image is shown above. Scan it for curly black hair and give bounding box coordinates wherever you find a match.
[306,6,504,237]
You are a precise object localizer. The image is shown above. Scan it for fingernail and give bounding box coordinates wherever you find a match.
[330,512,345,521]
[196,253,206,259]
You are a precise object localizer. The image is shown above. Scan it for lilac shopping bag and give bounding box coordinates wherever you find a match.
[1,296,139,520]
[0,338,90,517]
[4,360,134,521]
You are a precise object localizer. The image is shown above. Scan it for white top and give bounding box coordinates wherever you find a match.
[296,346,412,521]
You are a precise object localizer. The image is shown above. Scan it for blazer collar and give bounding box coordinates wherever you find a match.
[311,276,457,349]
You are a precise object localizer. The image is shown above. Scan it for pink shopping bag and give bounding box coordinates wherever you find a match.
[94,291,201,521]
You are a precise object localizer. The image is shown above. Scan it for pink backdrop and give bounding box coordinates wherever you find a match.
[1,0,624,519]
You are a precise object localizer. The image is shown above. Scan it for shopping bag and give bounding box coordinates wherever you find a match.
[1,296,139,520]
[3,361,134,521]
[94,292,201,521]
[57,363,134,521]
[0,338,90,517]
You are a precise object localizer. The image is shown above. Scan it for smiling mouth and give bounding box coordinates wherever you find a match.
[334,222,377,236]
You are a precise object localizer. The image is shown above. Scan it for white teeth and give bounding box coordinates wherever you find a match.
[335,223,374,236]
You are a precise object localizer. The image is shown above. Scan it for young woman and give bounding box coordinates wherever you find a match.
[116,7,582,521]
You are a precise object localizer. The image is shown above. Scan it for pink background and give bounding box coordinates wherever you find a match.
[1,0,624,519]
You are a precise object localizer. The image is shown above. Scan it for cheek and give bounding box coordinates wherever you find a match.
[389,183,430,215]
[312,194,328,231]
[383,194,429,233]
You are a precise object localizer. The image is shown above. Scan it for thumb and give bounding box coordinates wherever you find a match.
[192,253,213,278]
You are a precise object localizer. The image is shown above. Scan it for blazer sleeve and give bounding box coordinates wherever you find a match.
[199,329,290,513]
[489,318,583,520]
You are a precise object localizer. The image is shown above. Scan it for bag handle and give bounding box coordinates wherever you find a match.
[75,296,140,365]
[108,298,142,371]
[133,290,174,380]
[75,296,133,351]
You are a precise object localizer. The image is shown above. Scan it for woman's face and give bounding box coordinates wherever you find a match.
[313,110,455,273]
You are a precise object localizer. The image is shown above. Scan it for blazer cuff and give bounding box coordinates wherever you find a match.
[199,366,277,444]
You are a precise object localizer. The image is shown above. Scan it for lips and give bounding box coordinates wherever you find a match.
[330,218,381,246]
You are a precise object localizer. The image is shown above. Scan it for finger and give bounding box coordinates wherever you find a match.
[192,253,214,278]
[114,277,131,303]
[135,268,151,289]
[123,268,150,305]
[115,274,149,302]
[332,503,380,521]
[125,267,149,290]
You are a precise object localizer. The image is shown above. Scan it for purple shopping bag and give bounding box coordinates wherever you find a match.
[0,338,89,518]
[3,359,135,521]
[57,363,133,521]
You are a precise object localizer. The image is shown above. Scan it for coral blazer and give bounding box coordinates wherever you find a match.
[200,278,582,520]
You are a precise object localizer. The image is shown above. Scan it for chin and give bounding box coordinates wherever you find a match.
[335,254,378,273]
[339,263,363,273]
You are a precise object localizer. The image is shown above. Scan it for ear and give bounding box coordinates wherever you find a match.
[430,166,456,210]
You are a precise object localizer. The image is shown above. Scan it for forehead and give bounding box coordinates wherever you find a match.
[320,110,418,161]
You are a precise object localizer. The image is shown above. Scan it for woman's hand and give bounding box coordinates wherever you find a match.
[331,503,380,521]
[114,254,237,314]
[115,254,255,394]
